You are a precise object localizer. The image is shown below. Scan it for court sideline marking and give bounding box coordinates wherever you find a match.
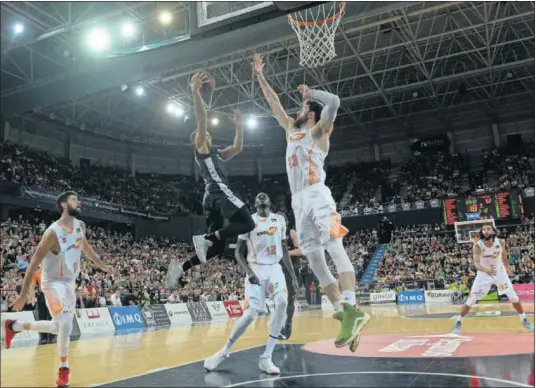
[225,371,533,387]
[91,344,265,387]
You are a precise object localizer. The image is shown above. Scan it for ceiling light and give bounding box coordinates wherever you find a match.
[166,103,176,113]
[87,28,111,52]
[211,117,219,126]
[246,118,257,129]
[159,11,172,25]
[121,23,134,38]
[14,23,24,34]
[135,86,145,96]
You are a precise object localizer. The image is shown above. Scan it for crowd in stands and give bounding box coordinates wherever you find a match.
[0,213,376,310]
[3,140,533,218]
[370,217,535,292]
[0,215,247,311]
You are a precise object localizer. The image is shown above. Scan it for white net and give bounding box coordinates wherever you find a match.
[286,2,345,68]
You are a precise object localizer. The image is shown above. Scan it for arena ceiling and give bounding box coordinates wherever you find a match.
[1,1,534,148]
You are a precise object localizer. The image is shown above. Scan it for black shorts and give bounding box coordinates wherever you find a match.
[203,189,245,222]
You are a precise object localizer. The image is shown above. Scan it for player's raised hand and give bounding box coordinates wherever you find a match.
[190,72,209,92]
[229,109,243,126]
[297,84,311,100]
[252,54,265,75]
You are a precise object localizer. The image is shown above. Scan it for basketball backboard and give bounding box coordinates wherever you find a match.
[189,1,319,38]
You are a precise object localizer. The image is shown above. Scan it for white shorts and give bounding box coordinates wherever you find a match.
[470,271,513,298]
[244,263,286,312]
[291,184,348,256]
[41,281,76,317]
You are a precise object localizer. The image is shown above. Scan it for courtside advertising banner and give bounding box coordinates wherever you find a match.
[1,311,39,347]
[75,308,115,335]
[424,290,454,304]
[358,292,371,305]
[206,301,229,321]
[397,290,425,305]
[109,306,145,331]
[187,302,212,322]
[513,284,534,302]
[164,303,193,325]
[370,291,396,304]
[223,300,243,318]
[140,304,171,328]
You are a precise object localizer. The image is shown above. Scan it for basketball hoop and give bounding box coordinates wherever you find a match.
[286,2,346,68]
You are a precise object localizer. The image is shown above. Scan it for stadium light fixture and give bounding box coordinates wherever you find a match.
[159,11,172,25]
[246,117,257,129]
[87,27,111,52]
[175,106,184,117]
[14,23,24,35]
[211,117,219,126]
[166,102,176,114]
[135,86,145,96]
[121,23,135,38]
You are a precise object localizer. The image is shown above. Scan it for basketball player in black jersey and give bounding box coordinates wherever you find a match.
[277,213,302,340]
[165,72,255,288]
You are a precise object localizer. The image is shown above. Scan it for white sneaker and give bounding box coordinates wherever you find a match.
[164,259,184,289]
[204,351,229,372]
[259,355,280,375]
[193,235,212,263]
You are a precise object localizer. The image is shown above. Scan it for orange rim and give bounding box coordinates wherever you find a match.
[286,2,346,27]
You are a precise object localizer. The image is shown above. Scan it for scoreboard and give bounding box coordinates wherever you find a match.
[443,191,523,224]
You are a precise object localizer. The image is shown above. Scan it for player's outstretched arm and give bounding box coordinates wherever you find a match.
[298,85,340,136]
[191,72,210,152]
[79,221,113,273]
[252,54,294,132]
[218,109,244,161]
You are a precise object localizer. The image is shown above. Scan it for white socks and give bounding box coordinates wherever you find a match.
[60,361,69,369]
[519,312,526,321]
[456,315,463,322]
[333,300,344,313]
[263,335,278,358]
[342,290,356,306]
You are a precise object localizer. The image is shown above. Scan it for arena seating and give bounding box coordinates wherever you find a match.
[370,218,535,292]
[3,140,532,216]
[0,215,373,310]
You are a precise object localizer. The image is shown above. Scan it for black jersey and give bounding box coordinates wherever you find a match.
[194,148,229,193]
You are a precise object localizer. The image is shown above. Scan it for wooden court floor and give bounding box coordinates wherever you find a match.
[1,303,534,387]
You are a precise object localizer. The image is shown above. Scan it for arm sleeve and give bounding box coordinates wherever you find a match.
[309,89,340,124]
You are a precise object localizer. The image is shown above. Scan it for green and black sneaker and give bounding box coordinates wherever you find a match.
[334,303,370,350]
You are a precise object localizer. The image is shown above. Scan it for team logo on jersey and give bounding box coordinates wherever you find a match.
[62,237,67,243]
[267,226,277,236]
[74,236,83,250]
[289,132,306,142]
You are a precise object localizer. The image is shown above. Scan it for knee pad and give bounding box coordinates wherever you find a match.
[307,248,336,288]
[505,288,519,303]
[325,238,354,275]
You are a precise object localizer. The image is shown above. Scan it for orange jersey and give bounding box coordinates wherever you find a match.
[32,270,42,292]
